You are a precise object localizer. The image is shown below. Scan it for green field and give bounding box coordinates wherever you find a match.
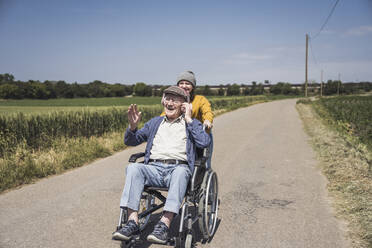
[312,95,372,150]
[297,99,372,248]
[0,97,162,106]
[0,96,254,115]
[0,97,162,115]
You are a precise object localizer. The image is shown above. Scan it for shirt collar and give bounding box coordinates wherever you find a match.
[163,115,184,124]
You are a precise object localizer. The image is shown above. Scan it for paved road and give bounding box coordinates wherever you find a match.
[0,99,350,248]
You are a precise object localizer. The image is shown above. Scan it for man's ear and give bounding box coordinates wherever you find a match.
[161,94,166,106]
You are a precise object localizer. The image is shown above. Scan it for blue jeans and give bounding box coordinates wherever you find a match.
[120,162,191,214]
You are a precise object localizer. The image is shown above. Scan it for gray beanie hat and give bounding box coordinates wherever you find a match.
[176,71,196,88]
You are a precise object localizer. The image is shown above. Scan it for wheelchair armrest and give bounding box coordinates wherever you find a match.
[128,152,145,163]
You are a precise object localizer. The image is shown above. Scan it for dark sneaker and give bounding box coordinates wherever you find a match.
[147,221,169,244]
[112,220,139,241]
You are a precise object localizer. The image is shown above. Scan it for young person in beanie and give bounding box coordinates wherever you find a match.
[163,71,214,169]
[175,71,214,129]
[162,71,214,129]
[112,86,210,244]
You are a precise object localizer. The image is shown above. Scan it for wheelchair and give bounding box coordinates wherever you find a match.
[114,147,219,248]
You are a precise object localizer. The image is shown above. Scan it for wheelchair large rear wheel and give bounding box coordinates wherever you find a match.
[138,192,155,231]
[198,171,219,239]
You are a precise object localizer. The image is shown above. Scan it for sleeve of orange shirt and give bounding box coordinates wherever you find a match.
[193,95,214,123]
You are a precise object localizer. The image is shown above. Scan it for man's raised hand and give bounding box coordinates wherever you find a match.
[182,102,193,123]
[128,104,142,131]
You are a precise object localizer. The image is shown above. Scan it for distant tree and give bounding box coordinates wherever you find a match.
[0,73,15,84]
[109,83,125,97]
[121,84,134,96]
[243,85,250,95]
[145,85,152,96]
[87,80,106,97]
[250,81,257,95]
[32,82,49,99]
[153,88,162,97]
[293,87,300,95]
[226,84,240,96]
[72,82,89,97]
[343,83,356,95]
[202,85,212,96]
[360,82,372,92]
[0,84,21,99]
[264,80,271,94]
[308,80,317,93]
[217,85,225,96]
[194,87,202,95]
[257,83,264,95]
[43,80,57,98]
[55,80,70,98]
[323,80,339,95]
[270,82,294,95]
[134,82,152,96]
[251,81,264,95]
[134,82,145,96]
[160,86,167,95]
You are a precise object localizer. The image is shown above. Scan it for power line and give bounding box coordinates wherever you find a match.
[309,37,318,66]
[311,0,340,40]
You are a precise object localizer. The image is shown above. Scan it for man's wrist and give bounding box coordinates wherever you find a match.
[185,116,192,123]
[129,124,137,131]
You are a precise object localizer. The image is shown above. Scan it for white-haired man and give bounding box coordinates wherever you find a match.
[112,86,210,244]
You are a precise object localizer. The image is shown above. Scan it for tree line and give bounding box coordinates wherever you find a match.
[0,73,371,99]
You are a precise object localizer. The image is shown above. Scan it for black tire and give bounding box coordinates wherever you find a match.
[198,171,219,239]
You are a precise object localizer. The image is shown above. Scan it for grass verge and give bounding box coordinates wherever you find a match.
[0,131,125,192]
[296,101,372,248]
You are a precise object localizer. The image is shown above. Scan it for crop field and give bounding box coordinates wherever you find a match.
[312,95,372,150]
[0,97,162,107]
[0,95,269,154]
[0,96,254,115]
[0,97,162,115]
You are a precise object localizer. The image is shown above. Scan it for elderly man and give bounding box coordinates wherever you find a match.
[112,86,210,244]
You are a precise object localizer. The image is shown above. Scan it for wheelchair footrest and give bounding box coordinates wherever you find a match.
[147,237,175,246]
[112,234,142,248]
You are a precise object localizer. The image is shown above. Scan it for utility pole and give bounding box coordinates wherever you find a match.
[320,69,323,97]
[337,73,341,95]
[305,34,308,97]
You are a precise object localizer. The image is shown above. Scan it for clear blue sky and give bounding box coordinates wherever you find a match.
[1,0,372,85]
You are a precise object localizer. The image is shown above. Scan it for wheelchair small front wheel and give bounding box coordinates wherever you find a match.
[138,192,155,231]
[185,233,193,248]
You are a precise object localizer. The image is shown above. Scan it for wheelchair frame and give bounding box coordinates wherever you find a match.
[114,150,219,248]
